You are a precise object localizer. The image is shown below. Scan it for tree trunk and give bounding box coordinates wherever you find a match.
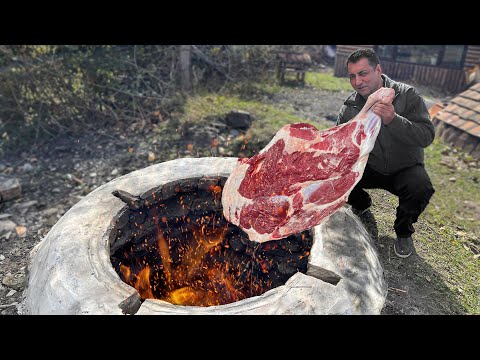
[179,45,192,93]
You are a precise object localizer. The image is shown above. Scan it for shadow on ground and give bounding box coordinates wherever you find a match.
[357,212,466,315]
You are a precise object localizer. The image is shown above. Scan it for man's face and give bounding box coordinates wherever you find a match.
[347,58,383,98]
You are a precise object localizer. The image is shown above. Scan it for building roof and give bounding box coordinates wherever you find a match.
[434,82,480,138]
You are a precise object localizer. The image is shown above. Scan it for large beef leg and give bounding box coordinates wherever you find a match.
[222,87,395,243]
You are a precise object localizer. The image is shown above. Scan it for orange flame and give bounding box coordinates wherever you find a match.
[185,224,226,278]
[134,267,154,299]
[116,195,286,306]
[120,264,131,280]
[157,231,172,287]
[169,287,206,306]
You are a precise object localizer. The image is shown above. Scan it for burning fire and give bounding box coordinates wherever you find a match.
[118,215,252,306]
[116,184,270,307]
[113,182,310,307]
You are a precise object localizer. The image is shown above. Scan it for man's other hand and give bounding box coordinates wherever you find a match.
[373,102,396,125]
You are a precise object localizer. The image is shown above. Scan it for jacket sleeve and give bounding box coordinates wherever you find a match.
[336,103,356,126]
[387,88,435,148]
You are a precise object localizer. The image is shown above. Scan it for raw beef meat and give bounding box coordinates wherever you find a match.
[222,87,395,243]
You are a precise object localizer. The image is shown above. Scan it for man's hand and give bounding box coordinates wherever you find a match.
[372,101,396,125]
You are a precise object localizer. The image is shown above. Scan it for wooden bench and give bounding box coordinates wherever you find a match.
[276,51,312,85]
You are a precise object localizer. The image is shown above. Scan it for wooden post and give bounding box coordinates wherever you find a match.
[178,45,192,93]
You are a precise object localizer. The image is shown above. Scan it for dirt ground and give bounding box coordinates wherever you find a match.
[0,78,461,315]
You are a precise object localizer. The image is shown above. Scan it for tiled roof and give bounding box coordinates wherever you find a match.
[434,82,480,138]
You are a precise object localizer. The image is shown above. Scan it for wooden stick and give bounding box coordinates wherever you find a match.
[0,303,18,309]
[112,189,144,210]
[388,287,407,293]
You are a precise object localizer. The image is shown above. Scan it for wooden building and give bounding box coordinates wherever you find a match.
[334,45,480,94]
[430,82,480,159]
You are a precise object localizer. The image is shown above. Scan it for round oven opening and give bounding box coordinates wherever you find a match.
[110,176,313,307]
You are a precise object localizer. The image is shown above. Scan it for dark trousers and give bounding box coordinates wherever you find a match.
[347,164,435,237]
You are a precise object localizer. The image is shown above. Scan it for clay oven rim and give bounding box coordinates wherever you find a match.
[30,157,322,314]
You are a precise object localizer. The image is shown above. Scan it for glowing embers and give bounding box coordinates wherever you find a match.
[111,186,313,307]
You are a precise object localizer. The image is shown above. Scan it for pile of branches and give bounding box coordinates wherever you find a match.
[0,45,317,154]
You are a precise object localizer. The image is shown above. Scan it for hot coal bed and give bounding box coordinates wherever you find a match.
[110,176,313,307]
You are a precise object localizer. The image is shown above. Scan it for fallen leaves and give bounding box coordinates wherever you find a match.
[15,226,27,237]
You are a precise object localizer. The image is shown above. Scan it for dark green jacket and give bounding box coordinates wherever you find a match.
[336,74,435,175]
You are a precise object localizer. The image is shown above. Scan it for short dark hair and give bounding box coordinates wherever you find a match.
[346,48,380,69]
